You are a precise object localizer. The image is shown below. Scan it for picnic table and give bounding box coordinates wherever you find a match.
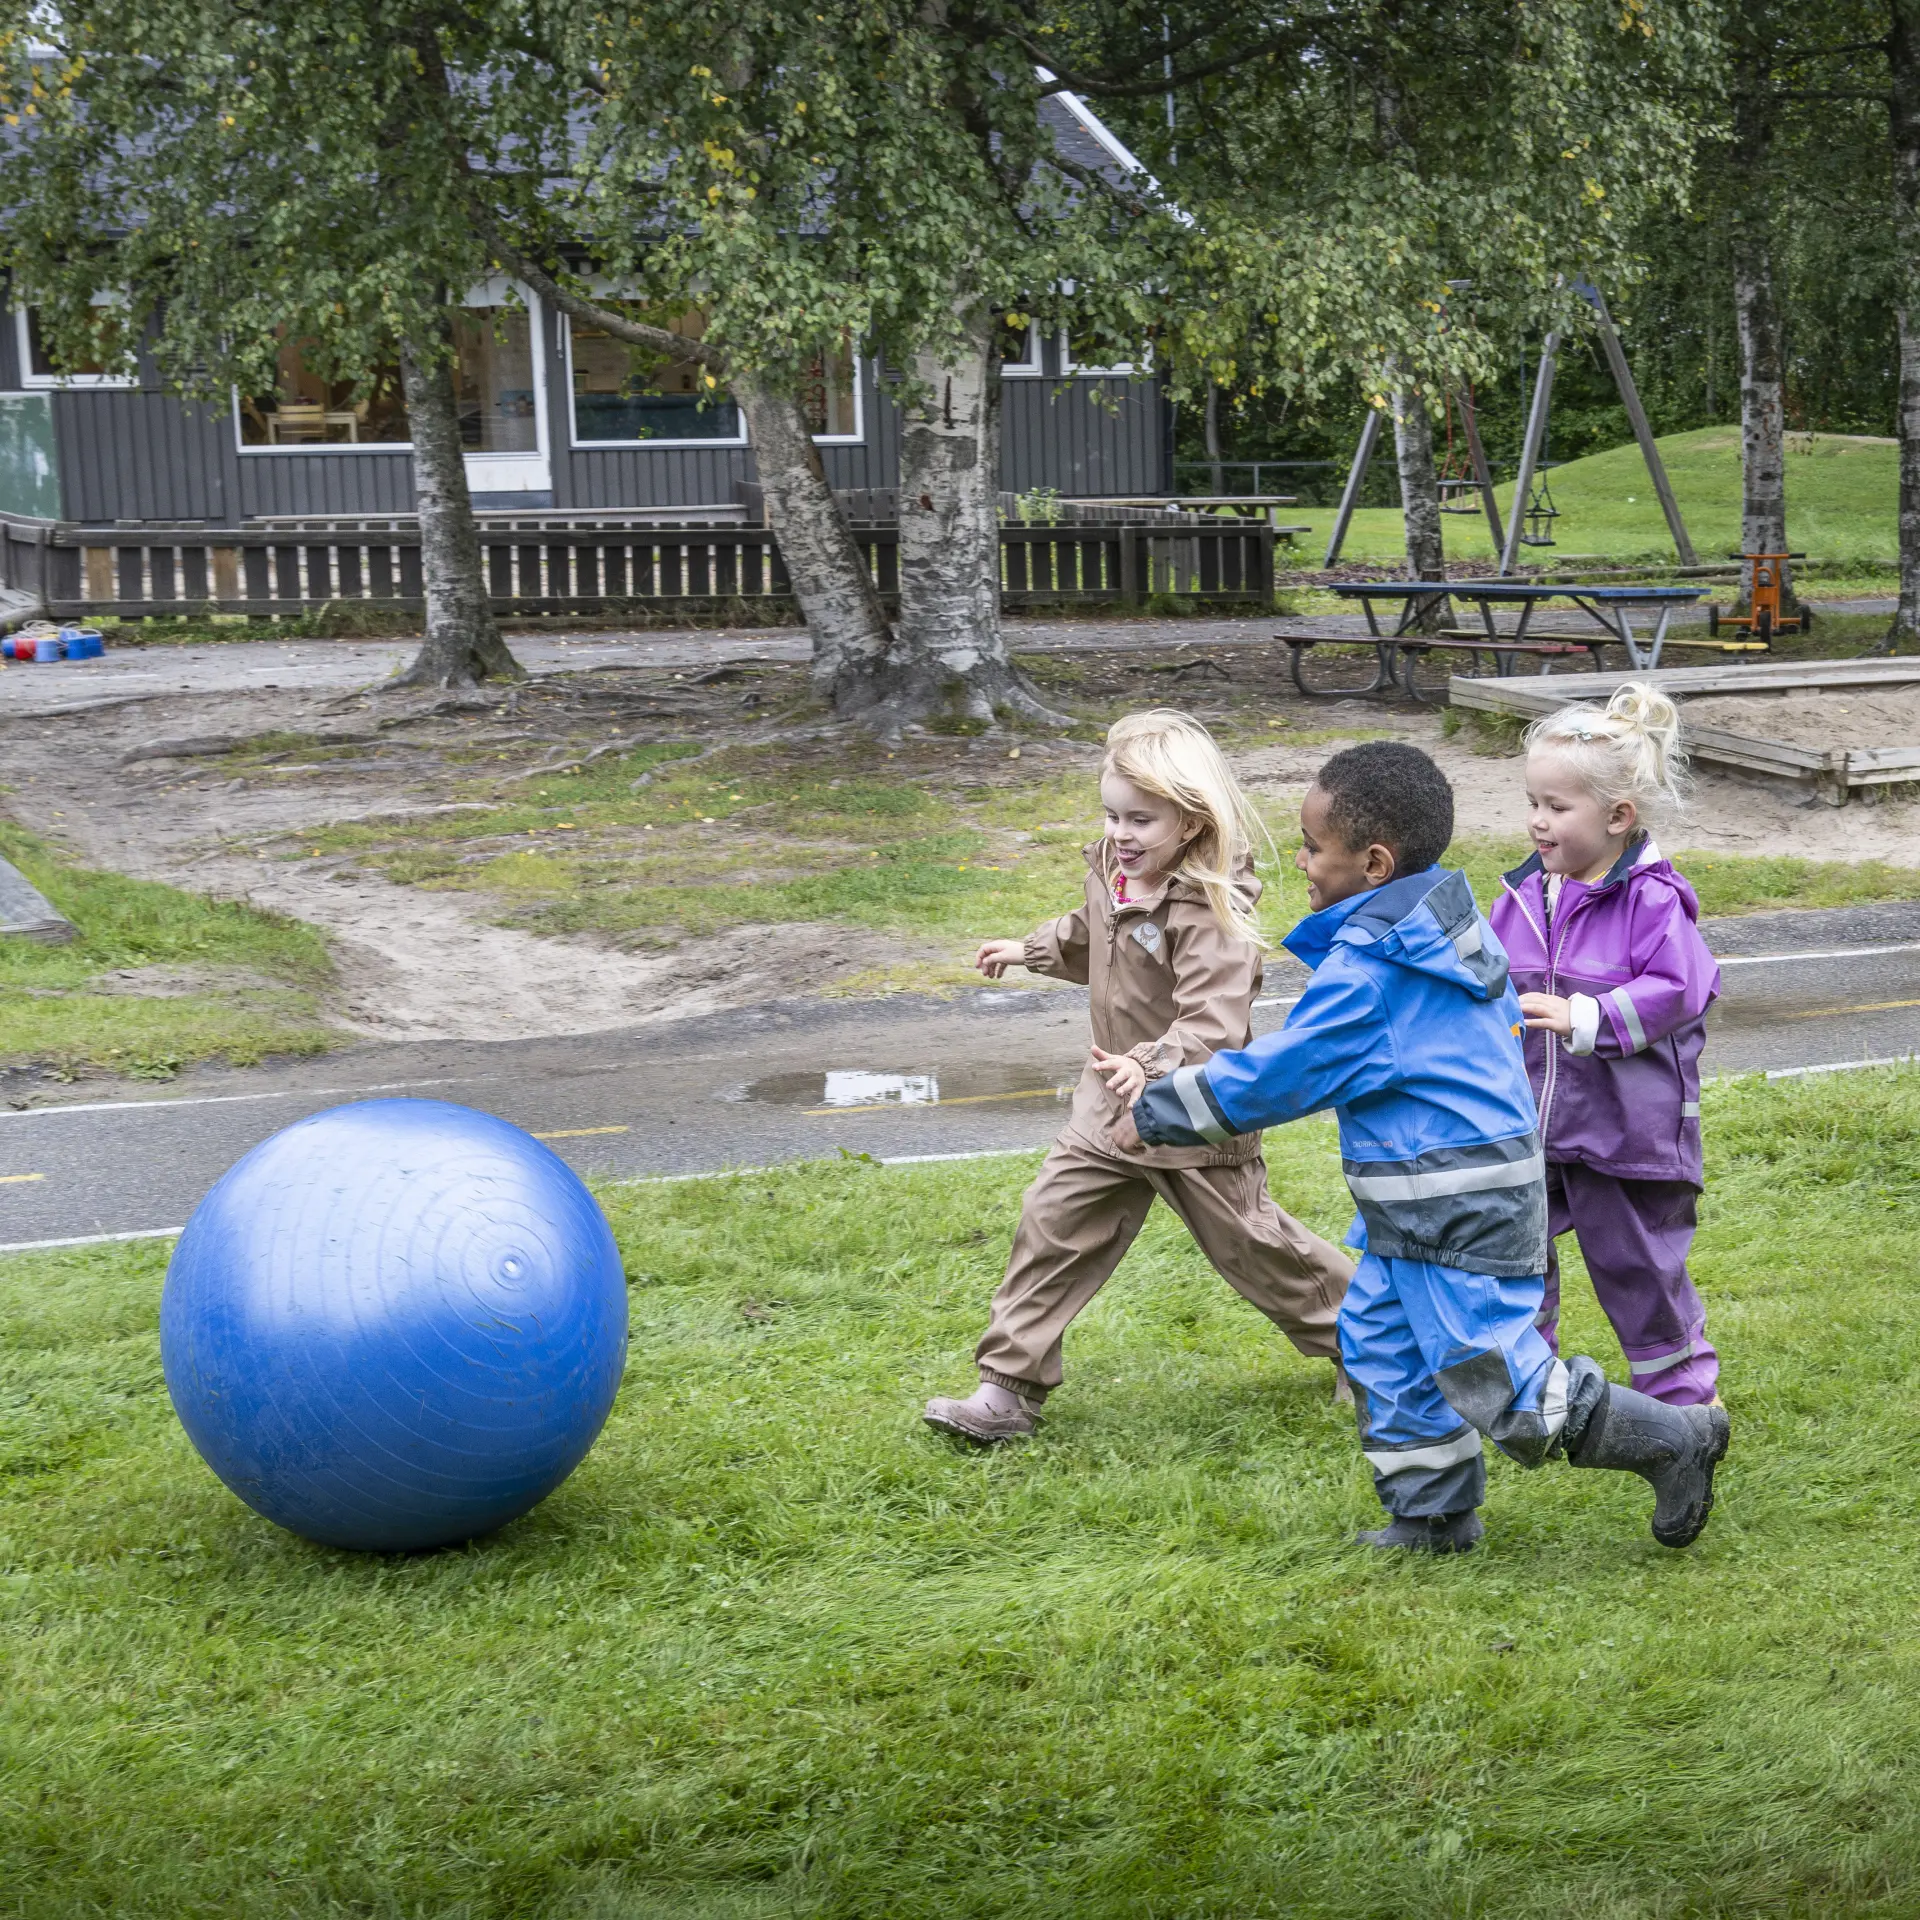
[1274,581,1711,703]
[1090,495,1311,537]
[1335,580,1706,669]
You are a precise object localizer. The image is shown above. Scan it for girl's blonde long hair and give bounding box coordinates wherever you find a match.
[1525,680,1691,825]
[1104,709,1268,947]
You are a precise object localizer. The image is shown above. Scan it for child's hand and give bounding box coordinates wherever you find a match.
[1107,1105,1145,1154]
[975,939,1027,979]
[1519,992,1573,1038]
[1089,1044,1148,1107]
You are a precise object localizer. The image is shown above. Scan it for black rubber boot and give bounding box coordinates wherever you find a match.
[1356,1510,1484,1555]
[1564,1359,1729,1548]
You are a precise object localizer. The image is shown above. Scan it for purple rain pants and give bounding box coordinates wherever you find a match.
[1534,1161,1719,1407]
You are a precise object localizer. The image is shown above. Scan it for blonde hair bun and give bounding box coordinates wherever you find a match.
[1104,709,1268,947]
[1525,680,1690,822]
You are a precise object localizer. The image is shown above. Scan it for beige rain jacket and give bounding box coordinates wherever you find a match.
[1022,839,1267,1169]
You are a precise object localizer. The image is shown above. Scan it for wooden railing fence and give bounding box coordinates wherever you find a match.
[0,512,1274,620]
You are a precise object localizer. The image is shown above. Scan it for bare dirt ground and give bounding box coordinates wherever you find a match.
[1238,723,1920,856]
[4,670,943,1042]
[6,629,1917,1046]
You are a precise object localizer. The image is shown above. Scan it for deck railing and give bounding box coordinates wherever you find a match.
[0,512,1274,620]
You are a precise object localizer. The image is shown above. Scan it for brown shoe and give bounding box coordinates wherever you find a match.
[924,1388,1042,1443]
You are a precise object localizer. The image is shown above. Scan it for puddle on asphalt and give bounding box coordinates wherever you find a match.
[744,1065,1078,1115]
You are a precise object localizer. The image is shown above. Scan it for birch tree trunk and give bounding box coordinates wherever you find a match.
[1204,380,1224,494]
[729,370,895,703]
[392,323,521,689]
[1889,0,1920,650]
[879,305,1066,733]
[1393,381,1450,632]
[478,246,898,710]
[1730,83,1791,610]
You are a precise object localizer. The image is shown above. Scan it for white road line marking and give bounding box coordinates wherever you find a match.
[0,1172,46,1184]
[0,1226,183,1255]
[1764,1054,1920,1080]
[879,1148,1044,1166]
[1718,942,1920,967]
[0,1074,493,1121]
[612,1146,1041,1185]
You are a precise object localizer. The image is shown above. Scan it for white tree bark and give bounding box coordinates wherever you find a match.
[729,369,895,703]
[485,243,895,704]
[1731,85,1791,610]
[882,305,1066,730]
[393,326,521,689]
[1393,381,1450,631]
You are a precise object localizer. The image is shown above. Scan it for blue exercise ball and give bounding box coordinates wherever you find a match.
[160,1098,628,1552]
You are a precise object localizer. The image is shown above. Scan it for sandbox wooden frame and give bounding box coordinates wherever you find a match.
[1447,657,1920,807]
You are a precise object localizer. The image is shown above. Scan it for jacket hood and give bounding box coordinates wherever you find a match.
[1082,839,1263,911]
[1284,866,1510,1001]
[1501,836,1701,924]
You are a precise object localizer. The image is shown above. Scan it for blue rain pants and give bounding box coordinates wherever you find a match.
[1339,1251,1570,1518]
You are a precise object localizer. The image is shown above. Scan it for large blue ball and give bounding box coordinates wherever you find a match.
[160,1098,628,1552]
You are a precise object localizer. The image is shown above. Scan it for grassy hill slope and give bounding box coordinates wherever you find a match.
[1281,427,1899,568]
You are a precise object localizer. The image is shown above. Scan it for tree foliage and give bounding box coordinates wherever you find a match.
[0,0,533,683]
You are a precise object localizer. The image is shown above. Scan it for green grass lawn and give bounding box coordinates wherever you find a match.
[295,735,1920,995]
[5,1067,1920,1915]
[1283,427,1901,570]
[0,824,338,1078]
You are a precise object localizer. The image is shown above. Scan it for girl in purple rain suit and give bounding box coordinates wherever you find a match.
[1489,682,1723,1408]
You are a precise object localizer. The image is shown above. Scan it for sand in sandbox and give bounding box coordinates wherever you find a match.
[1680,685,1920,751]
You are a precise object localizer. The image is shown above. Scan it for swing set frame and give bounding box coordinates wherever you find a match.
[1323,280,1699,575]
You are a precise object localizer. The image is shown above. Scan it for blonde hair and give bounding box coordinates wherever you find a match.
[1103,709,1268,946]
[1525,680,1690,825]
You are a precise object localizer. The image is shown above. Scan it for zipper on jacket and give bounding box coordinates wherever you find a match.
[1539,878,1604,1150]
[1502,875,1560,1146]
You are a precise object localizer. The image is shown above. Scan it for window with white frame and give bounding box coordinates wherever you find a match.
[235,303,540,452]
[454,306,540,452]
[1060,326,1142,377]
[566,304,862,446]
[800,342,861,440]
[16,300,138,389]
[238,335,411,447]
[997,314,1042,376]
[567,305,744,445]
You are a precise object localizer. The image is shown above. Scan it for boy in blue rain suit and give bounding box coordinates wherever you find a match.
[1114,742,1728,1553]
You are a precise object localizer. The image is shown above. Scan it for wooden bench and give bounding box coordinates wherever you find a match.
[1644,635,1772,656]
[1276,631,1610,703]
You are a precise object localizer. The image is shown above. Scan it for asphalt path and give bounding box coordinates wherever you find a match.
[0,617,1294,719]
[6,899,1920,1252]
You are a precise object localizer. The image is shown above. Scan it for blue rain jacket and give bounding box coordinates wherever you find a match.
[1134,867,1548,1277]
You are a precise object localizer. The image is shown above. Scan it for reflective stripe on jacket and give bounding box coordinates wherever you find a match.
[1133,866,1548,1276]
[1489,839,1718,1186]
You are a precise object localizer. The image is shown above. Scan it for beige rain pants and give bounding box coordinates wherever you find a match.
[974,1138,1352,1399]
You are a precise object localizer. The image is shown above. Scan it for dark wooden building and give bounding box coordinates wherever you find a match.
[0,290,1168,528]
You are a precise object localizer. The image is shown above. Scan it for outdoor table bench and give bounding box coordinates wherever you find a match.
[1276,632,1610,703]
[1330,580,1708,672]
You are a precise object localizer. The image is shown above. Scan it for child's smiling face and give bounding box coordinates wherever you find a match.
[1101,769,1194,884]
[1296,785,1396,911]
[1525,749,1637,881]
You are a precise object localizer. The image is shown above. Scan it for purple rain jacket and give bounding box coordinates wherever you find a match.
[1489,838,1720,1187]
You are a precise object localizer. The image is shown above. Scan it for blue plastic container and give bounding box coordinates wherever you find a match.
[159,1098,630,1552]
[33,635,64,662]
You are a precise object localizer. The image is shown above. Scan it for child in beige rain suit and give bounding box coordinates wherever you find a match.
[924,710,1353,1443]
